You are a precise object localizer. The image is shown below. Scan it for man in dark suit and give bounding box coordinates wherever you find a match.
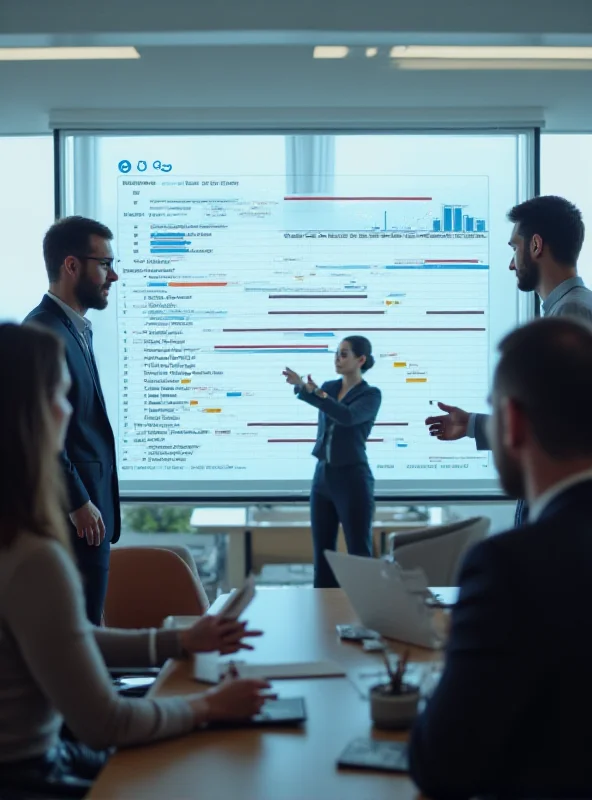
[410,316,592,799]
[24,216,120,625]
[425,195,592,526]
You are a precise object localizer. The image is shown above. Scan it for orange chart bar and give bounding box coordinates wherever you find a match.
[189,400,199,406]
[180,379,191,384]
[168,282,228,287]
[204,408,222,413]
[406,378,428,383]
[393,362,407,367]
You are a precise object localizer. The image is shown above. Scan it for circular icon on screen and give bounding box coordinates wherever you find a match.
[137,161,147,172]
[118,160,132,173]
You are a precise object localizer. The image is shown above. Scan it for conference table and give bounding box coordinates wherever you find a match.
[90,587,445,799]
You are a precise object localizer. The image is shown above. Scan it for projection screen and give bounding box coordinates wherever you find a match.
[55,130,535,499]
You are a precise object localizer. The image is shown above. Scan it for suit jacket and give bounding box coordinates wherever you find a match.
[296,379,381,467]
[409,479,592,799]
[24,296,120,566]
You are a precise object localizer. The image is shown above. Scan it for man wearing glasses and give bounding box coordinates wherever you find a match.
[25,216,120,624]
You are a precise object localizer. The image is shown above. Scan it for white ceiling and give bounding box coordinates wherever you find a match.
[1,1,592,134]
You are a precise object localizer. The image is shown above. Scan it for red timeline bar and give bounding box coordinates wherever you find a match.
[284,196,432,201]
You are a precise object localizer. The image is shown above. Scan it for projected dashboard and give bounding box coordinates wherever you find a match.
[60,132,533,498]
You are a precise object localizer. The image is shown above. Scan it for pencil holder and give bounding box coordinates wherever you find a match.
[369,682,420,729]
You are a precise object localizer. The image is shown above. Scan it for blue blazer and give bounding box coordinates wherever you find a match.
[24,296,120,566]
[409,479,592,799]
[296,379,381,467]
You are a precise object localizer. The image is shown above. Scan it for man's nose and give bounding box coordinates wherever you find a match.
[509,257,516,271]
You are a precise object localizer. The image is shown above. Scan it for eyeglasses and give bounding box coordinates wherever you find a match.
[77,255,119,273]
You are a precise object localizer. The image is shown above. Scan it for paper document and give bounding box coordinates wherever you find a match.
[194,653,346,683]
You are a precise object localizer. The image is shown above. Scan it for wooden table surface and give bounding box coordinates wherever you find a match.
[90,588,442,799]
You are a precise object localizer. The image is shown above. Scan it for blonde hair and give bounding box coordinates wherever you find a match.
[0,322,69,549]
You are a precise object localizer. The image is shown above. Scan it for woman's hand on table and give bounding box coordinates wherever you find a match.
[179,614,263,656]
[196,674,277,723]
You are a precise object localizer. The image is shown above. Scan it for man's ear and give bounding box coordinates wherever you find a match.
[531,233,544,259]
[62,257,78,279]
[503,397,528,452]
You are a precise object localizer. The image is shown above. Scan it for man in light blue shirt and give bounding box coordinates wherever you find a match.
[425,195,592,524]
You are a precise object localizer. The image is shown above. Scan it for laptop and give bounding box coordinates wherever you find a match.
[324,550,445,649]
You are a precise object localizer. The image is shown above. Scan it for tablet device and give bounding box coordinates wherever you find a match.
[337,738,409,773]
[209,697,307,728]
[217,574,256,620]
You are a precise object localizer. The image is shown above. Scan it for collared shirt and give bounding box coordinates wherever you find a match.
[528,468,592,523]
[46,292,92,351]
[541,275,592,319]
[468,276,592,439]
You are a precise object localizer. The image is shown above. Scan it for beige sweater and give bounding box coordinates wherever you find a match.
[0,533,194,762]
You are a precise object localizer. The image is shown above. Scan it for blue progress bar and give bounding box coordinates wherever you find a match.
[396,443,408,448]
[150,239,191,247]
[148,281,168,287]
[226,392,242,397]
[316,265,371,270]
[218,348,328,354]
[304,332,333,337]
[157,315,187,320]
[151,233,186,238]
[150,248,190,254]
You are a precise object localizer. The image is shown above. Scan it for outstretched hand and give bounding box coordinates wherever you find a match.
[282,367,302,386]
[179,614,263,656]
[304,374,318,393]
[425,402,470,441]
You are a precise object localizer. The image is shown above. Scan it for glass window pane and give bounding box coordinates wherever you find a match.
[541,134,592,288]
[60,131,532,500]
[0,136,54,322]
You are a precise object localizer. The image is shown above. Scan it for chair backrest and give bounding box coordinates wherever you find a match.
[104,546,209,629]
[391,516,490,586]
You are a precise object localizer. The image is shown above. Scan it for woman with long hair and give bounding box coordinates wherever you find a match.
[0,322,271,793]
[283,336,381,588]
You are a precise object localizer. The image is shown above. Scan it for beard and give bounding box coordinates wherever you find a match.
[494,447,525,500]
[516,249,540,293]
[74,269,109,311]
[490,407,526,500]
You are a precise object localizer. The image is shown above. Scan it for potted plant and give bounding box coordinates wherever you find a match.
[369,649,420,729]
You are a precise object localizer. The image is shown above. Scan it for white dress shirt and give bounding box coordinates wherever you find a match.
[46,291,92,352]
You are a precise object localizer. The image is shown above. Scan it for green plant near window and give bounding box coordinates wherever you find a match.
[122,505,193,534]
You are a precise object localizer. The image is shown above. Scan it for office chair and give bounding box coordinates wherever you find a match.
[103,546,209,629]
[388,516,490,586]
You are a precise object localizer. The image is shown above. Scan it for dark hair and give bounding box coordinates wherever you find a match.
[43,216,113,282]
[507,195,584,266]
[494,317,592,459]
[0,323,69,549]
[343,335,374,372]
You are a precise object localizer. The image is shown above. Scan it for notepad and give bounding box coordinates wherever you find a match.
[194,654,346,683]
